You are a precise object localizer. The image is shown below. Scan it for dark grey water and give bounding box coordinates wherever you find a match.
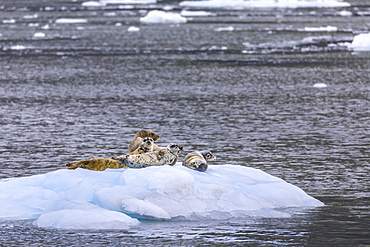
[1,0,370,245]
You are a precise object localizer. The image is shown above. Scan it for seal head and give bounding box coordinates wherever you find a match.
[128,137,154,155]
[200,150,216,161]
[128,129,160,153]
[182,150,216,172]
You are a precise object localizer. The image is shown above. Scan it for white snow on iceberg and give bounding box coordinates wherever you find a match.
[140,10,187,24]
[0,164,323,230]
[347,32,370,51]
[179,0,350,9]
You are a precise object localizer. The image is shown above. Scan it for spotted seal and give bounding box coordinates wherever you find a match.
[182,150,216,172]
[65,137,155,171]
[128,129,163,153]
[112,143,183,168]
[66,158,128,171]
[127,137,154,155]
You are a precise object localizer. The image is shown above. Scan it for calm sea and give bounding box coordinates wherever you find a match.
[1,0,370,245]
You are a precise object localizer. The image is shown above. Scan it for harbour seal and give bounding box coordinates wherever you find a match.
[128,129,163,153]
[127,137,154,155]
[66,158,128,171]
[112,143,183,168]
[65,137,155,171]
[182,150,216,172]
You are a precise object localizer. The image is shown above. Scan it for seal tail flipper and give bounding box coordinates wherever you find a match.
[196,163,208,172]
[170,155,179,166]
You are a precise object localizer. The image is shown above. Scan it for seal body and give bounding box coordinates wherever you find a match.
[66,158,128,171]
[113,143,183,168]
[128,129,162,153]
[127,137,154,155]
[182,150,216,172]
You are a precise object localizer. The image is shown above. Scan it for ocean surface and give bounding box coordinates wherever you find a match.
[1,0,370,246]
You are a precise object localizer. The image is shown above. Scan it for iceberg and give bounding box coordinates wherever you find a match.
[140,10,187,24]
[347,32,370,51]
[0,164,323,230]
[179,0,350,9]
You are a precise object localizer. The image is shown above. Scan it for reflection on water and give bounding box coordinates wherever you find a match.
[1,0,370,245]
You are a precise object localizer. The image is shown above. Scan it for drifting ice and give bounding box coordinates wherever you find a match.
[348,32,370,51]
[0,164,323,230]
[55,18,88,24]
[140,10,187,24]
[179,0,350,8]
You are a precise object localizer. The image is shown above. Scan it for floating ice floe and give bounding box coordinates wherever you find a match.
[41,24,50,29]
[81,1,107,7]
[23,14,38,19]
[303,26,338,32]
[10,45,27,50]
[28,23,40,27]
[180,10,213,17]
[313,83,328,88]
[33,32,46,38]
[179,0,350,9]
[215,26,235,32]
[140,10,187,24]
[55,18,88,24]
[0,164,323,230]
[128,26,140,32]
[338,10,352,16]
[100,0,156,4]
[347,32,370,51]
[2,19,16,24]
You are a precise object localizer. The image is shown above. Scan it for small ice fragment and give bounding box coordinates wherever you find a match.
[100,0,156,4]
[303,26,338,32]
[23,14,38,19]
[41,24,50,29]
[215,26,234,32]
[33,32,46,38]
[180,10,212,16]
[81,1,106,6]
[10,45,26,50]
[3,19,16,24]
[140,10,187,24]
[313,83,327,88]
[348,32,370,51]
[104,12,117,16]
[338,10,352,16]
[127,26,140,32]
[163,5,174,11]
[55,18,88,24]
[179,0,350,8]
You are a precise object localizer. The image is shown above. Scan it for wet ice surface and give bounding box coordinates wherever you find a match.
[0,165,323,229]
[1,0,370,245]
